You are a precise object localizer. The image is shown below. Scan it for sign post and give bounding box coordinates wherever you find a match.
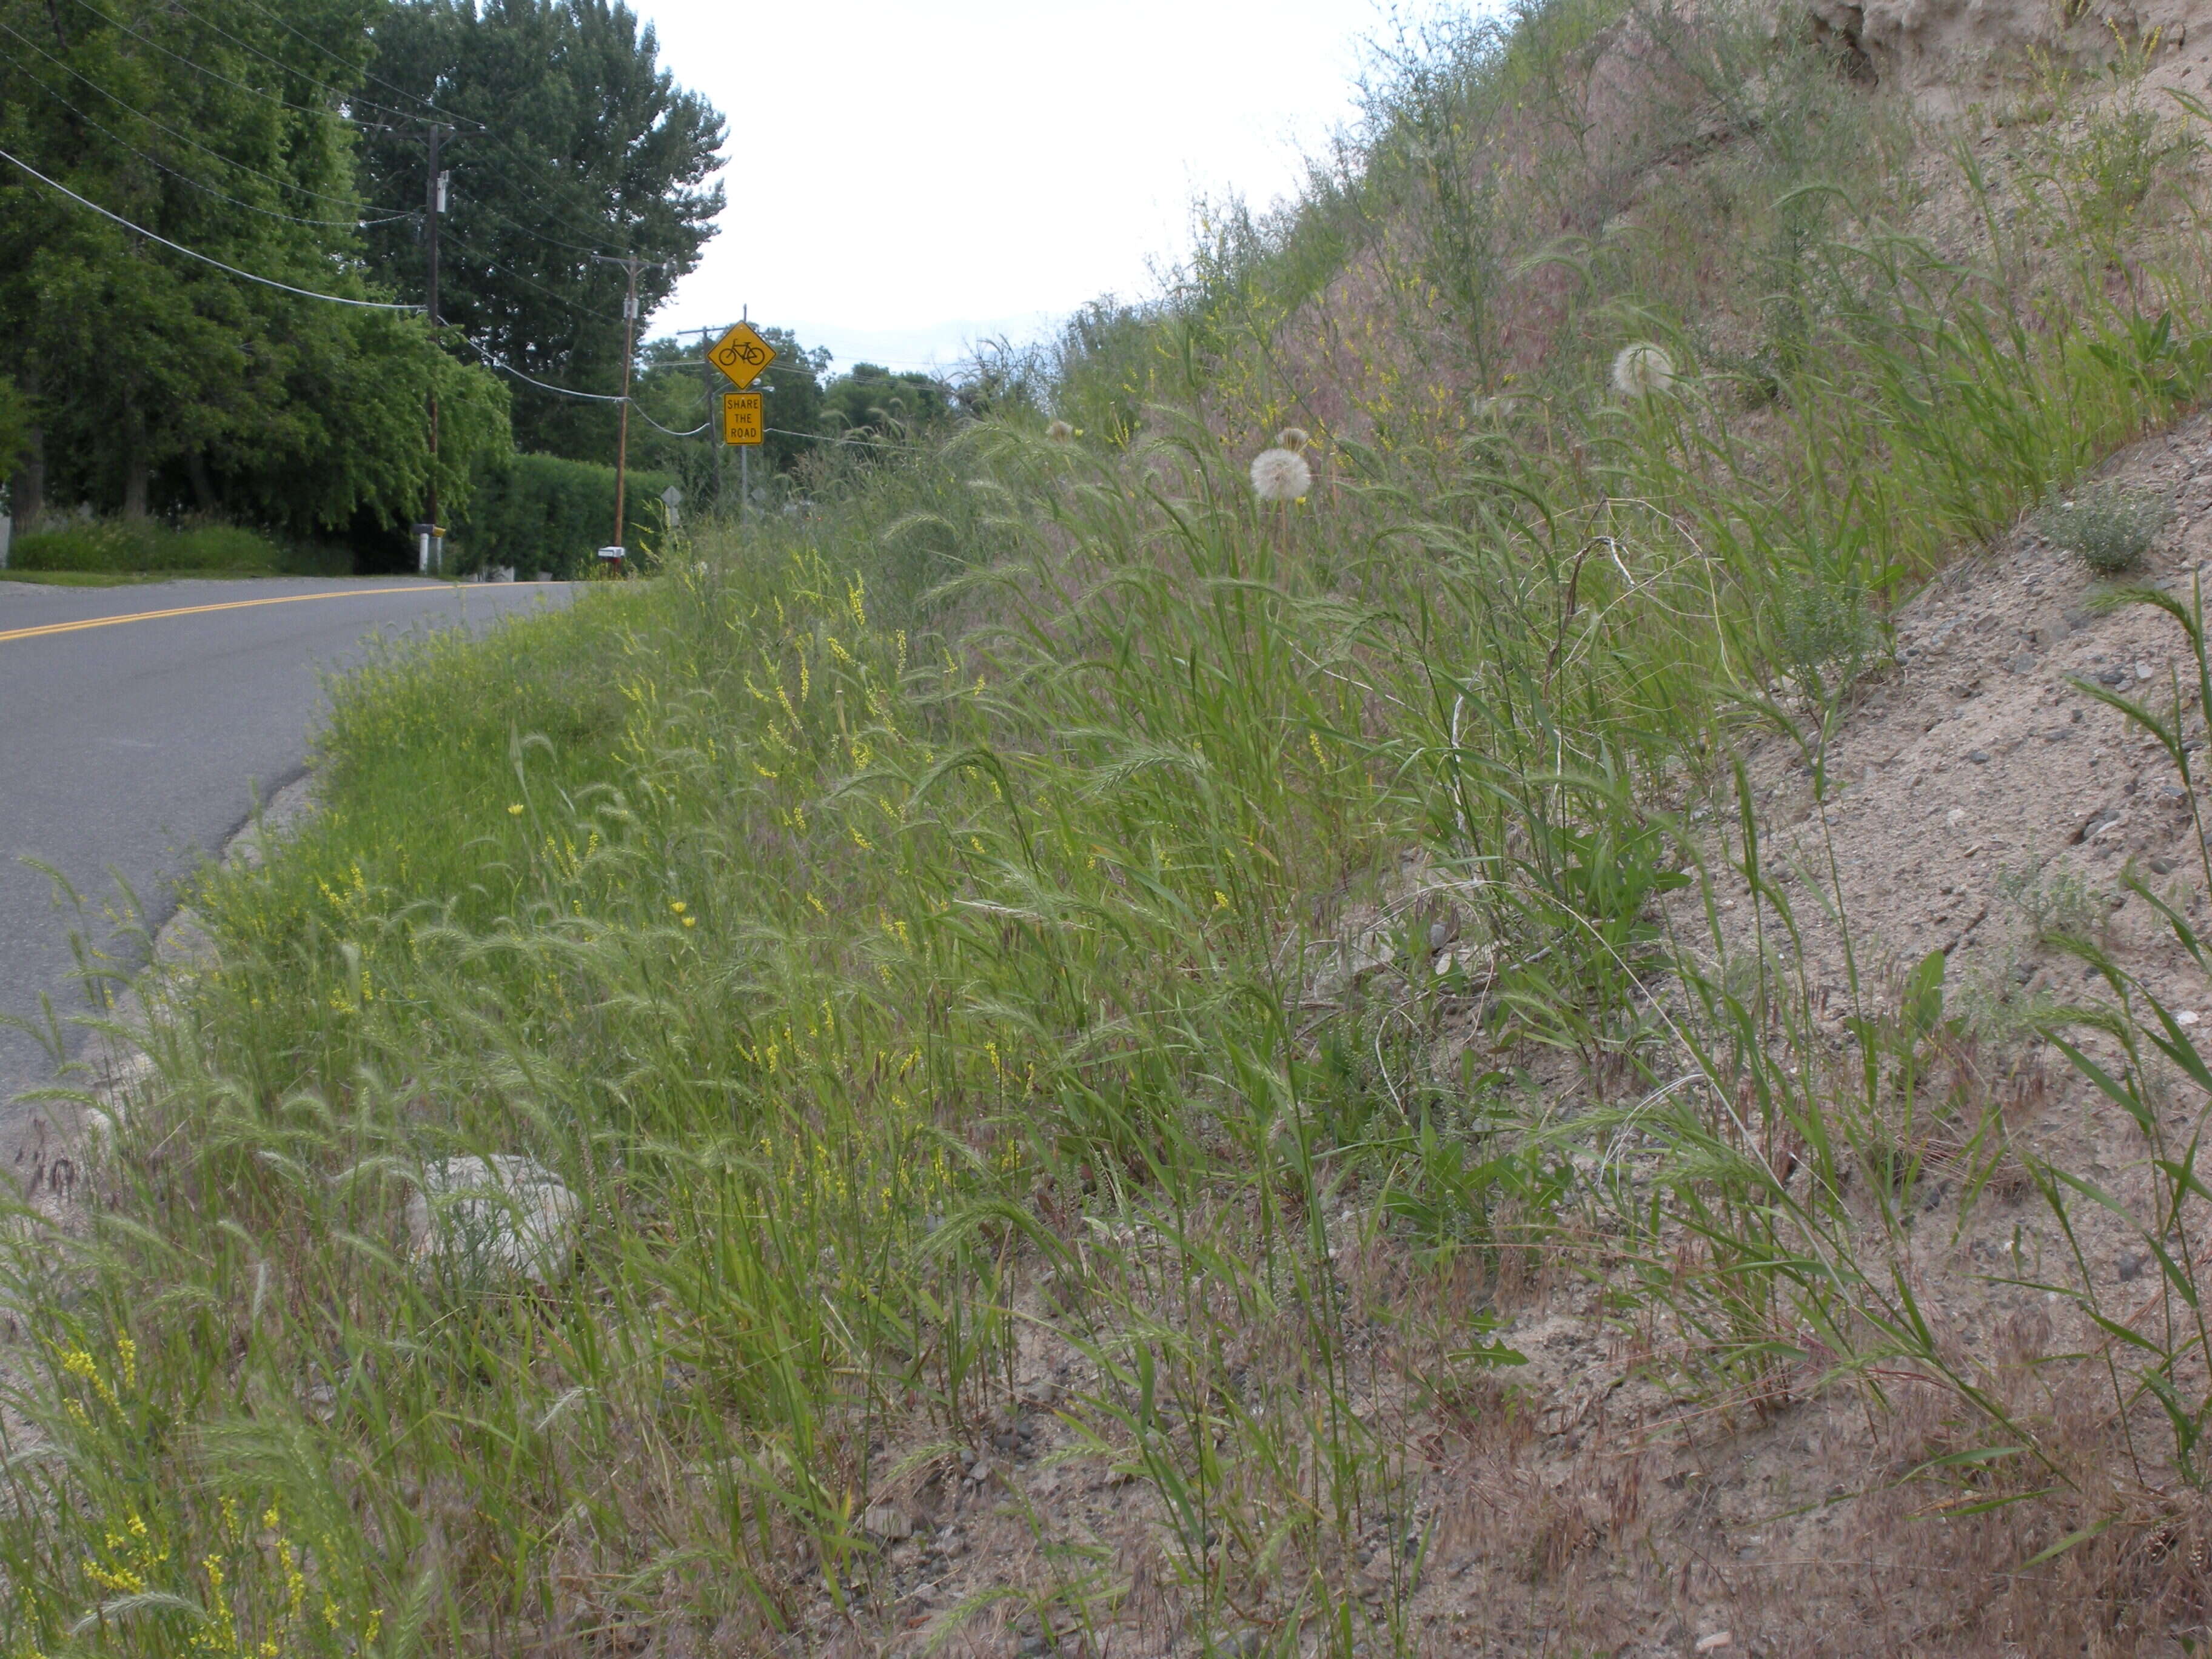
[710,323,776,525]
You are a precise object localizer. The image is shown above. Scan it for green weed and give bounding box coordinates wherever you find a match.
[2037,480,2172,574]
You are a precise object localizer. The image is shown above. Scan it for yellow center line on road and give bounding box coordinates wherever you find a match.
[0,585,452,645]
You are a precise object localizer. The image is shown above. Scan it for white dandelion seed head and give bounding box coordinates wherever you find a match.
[1250,447,1312,504]
[1273,426,1311,452]
[1044,419,1074,443]
[1611,341,1678,399]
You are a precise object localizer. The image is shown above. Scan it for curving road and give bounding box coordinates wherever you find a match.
[0,576,571,1116]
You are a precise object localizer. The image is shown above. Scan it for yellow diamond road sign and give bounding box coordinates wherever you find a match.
[721,392,763,447]
[709,321,776,387]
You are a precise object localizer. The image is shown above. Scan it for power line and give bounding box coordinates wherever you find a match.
[0,144,418,310]
[441,227,627,324]
[0,45,412,228]
[221,0,711,271]
[0,18,374,211]
[457,335,826,443]
[44,0,719,289]
[440,151,625,258]
[61,0,371,130]
[236,0,695,268]
[132,0,708,279]
[395,76,722,260]
[459,333,928,446]
[632,406,708,438]
[452,337,624,401]
[223,0,483,131]
[769,426,917,451]
[383,93,718,264]
[149,0,440,130]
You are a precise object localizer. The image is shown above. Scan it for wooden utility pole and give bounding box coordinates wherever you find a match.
[613,257,638,551]
[594,252,657,554]
[421,124,449,573]
[694,326,723,511]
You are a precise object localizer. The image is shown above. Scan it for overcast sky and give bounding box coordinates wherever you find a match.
[639,1,1402,374]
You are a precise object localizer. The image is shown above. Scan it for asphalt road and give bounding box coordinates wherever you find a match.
[0,576,571,1116]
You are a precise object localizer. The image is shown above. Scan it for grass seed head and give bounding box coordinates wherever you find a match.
[1273,426,1311,451]
[1611,340,1678,399]
[1044,419,1074,443]
[1250,446,1312,503]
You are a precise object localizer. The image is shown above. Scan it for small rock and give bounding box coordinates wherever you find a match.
[2100,666,2132,686]
[2120,1253,2146,1282]
[1968,750,1991,764]
[2138,663,2156,682]
[965,1458,992,1485]
[2074,806,2123,844]
[861,1503,913,1540]
[2179,1010,2202,1026]
[405,1155,579,1285]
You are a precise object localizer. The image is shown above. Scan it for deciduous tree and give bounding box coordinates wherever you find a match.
[356,0,725,460]
[0,0,508,532]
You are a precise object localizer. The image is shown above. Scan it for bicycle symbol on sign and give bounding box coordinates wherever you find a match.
[711,324,776,384]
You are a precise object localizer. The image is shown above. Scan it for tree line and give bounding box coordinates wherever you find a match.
[0,0,716,561]
[0,0,979,568]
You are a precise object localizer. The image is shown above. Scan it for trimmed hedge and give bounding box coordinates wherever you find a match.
[454,452,678,578]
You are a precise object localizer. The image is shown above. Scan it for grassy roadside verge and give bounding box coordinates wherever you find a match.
[0,571,191,587]
[0,572,378,588]
[5,520,355,581]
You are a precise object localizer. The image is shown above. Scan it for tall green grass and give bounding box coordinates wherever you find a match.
[8,2,2212,1653]
[7,518,352,578]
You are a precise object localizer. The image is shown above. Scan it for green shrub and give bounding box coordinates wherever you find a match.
[7,518,346,575]
[454,452,677,578]
[2035,481,2170,574]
